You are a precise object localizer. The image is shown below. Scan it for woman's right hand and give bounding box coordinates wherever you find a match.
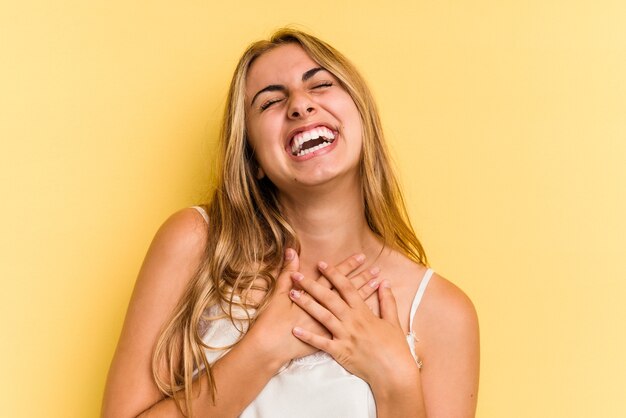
[245,248,380,364]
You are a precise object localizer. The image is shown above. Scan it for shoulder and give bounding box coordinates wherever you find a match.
[149,207,209,261]
[101,207,210,417]
[414,274,480,414]
[134,207,209,295]
[414,271,479,363]
[381,250,477,328]
[423,273,477,328]
[157,206,208,243]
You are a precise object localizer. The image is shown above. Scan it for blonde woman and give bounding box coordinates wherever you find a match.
[103,29,479,418]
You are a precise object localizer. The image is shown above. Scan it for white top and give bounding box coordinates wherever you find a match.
[191,205,433,418]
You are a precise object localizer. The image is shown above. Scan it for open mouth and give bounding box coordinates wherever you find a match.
[289,126,336,157]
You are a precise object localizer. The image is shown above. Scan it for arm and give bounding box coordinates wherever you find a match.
[415,276,480,418]
[138,250,383,418]
[369,277,480,418]
[102,208,208,418]
[134,330,289,417]
[102,209,381,418]
[102,208,299,417]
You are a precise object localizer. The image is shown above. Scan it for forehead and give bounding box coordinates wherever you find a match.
[246,44,320,94]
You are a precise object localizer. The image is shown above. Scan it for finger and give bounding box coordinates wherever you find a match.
[276,248,300,293]
[378,280,402,327]
[318,262,363,308]
[350,266,381,300]
[289,287,346,338]
[335,253,366,277]
[292,326,335,355]
[292,272,349,321]
[316,253,366,289]
[350,265,379,289]
[358,277,381,301]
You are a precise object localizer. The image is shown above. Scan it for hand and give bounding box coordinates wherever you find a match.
[297,253,382,303]
[288,261,420,387]
[245,249,381,364]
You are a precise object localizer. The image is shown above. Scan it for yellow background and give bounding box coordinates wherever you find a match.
[1,1,624,417]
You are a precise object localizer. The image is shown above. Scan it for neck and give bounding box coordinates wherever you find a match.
[278,176,383,277]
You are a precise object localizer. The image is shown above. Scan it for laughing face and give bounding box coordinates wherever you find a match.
[245,43,363,192]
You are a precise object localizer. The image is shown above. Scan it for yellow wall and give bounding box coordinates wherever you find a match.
[1,1,624,417]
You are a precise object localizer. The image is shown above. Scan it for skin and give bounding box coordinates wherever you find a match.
[102,43,479,417]
[103,217,381,418]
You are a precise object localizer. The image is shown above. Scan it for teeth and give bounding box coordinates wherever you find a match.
[296,139,332,157]
[291,126,336,156]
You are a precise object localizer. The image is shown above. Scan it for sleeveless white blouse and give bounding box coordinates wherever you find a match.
[191,206,433,417]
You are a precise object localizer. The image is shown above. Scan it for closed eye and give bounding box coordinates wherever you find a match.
[260,97,284,111]
[313,81,333,89]
[259,82,333,111]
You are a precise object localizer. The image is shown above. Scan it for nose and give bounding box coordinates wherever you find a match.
[287,92,316,119]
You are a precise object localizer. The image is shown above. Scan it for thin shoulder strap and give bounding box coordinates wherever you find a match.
[191,205,209,224]
[409,268,434,332]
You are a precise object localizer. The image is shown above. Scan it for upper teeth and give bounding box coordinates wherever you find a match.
[290,126,336,155]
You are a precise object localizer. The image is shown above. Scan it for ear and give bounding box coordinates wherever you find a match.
[256,166,265,179]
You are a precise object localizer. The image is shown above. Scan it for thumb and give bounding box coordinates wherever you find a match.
[276,247,300,292]
[378,280,401,327]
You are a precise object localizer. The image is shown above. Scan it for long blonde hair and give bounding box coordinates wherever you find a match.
[153,27,427,416]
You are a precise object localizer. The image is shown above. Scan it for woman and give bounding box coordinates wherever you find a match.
[103,28,479,418]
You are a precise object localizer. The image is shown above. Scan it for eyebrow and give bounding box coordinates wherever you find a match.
[250,67,327,107]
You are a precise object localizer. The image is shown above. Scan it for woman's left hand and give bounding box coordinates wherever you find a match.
[288,262,420,389]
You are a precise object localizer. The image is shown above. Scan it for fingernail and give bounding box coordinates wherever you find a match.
[290,289,301,299]
[355,253,366,263]
[368,279,380,288]
[369,266,380,275]
[285,248,294,261]
[293,327,304,336]
[382,280,391,289]
[318,261,328,270]
[291,272,304,281]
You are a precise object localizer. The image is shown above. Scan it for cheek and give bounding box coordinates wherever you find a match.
[331,92,361,128]
[245,123,282,175]
[245,118,260,146]
[245,121,269,157]
[246,115,280,145]
[340,102,362,138]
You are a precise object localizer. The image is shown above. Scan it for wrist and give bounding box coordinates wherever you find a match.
[370,370,419,398]
[370,367,424,418]
[369,359,421,400]
[242,327,291,370]
[367,349,420,387]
